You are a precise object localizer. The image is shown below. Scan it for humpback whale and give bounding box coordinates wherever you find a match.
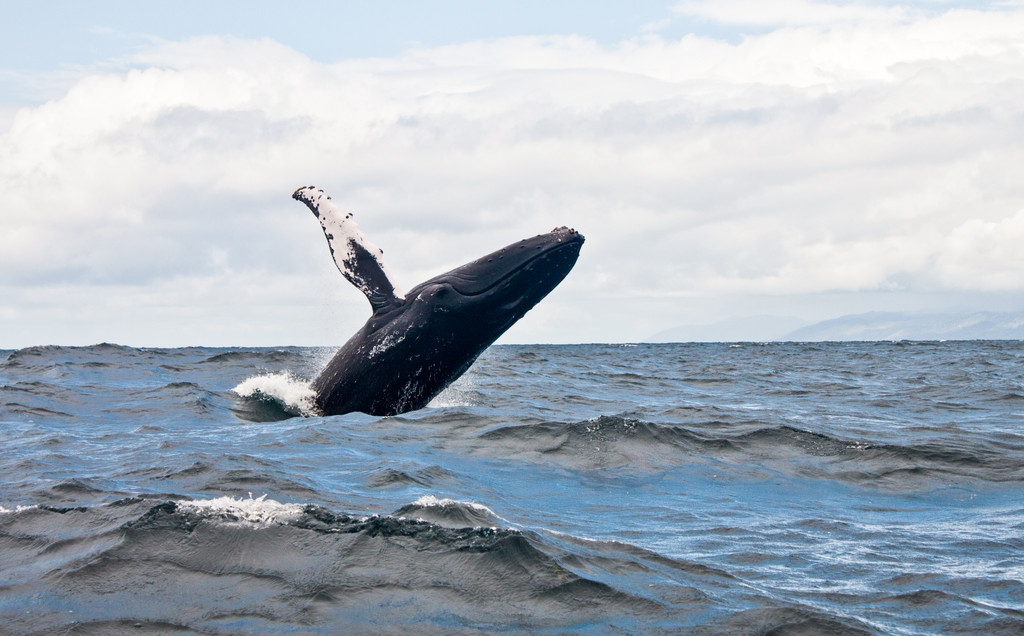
[293,186,584,416]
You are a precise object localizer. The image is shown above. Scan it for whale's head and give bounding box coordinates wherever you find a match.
[425,226,584,332]
[445,225,582,306]
[371,226,585,351]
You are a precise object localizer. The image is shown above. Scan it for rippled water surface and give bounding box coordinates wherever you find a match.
[1,341,1023,634]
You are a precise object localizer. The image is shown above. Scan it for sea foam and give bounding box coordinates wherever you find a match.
[178,494,305,526]
[412,494,492,512]
[232,371,317,416]
[0,504,38,514]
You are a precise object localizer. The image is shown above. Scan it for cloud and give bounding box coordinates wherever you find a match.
[938,209,1024,290]
[2,5,1024,345]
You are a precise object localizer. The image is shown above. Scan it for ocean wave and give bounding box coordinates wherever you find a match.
[200,349,305,365]
[0,402,73,419]
[0,504,38,514]
[1,343,141,369]
[0,497,688,633]
[231,371,316,419]
[392,495,508,529]
[476,415,1024,486]
[122,381,222,417]
[366,465,456,489]
[176,494,307,525]
[709,608,872,635]
[0,495,912,634]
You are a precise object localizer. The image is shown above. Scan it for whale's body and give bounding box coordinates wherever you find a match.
[294,186,584,416]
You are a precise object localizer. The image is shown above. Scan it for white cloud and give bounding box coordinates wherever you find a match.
[938,209,1024,290]
[2,4,1024,345]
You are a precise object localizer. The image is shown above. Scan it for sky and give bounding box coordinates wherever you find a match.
[2,0,1023,347]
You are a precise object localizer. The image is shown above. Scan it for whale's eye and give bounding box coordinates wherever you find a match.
[433,286,454,302]
[431,286,455,313]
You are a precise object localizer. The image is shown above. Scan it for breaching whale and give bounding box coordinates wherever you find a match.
[293,186,584,416]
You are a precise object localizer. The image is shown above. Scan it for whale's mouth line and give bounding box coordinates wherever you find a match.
[452,237,583,298]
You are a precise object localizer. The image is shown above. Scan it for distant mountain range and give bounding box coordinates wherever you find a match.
[647,315,808,343]
[646,311,1024,343]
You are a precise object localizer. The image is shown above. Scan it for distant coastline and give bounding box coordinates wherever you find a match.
[647,311,1024,343]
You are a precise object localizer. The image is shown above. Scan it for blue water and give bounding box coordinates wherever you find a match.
[1,341,1023,634]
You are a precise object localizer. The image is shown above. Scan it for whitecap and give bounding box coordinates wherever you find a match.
[232,371,317,416]
[178,494,305,526]
[411,494,494,514]
[399,495,514,529]
[0,504,38,514]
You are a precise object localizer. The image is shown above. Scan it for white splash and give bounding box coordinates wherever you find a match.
[0,504,38,514]
[178,494,305,526]
[411,495,493,514]
[427,375,476,408]
[232,371,316,415]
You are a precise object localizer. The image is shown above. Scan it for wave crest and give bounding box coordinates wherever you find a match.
[392,495,507,529]
[476,415,1024,486]
[176,494,306,526]
[231,372,316,419]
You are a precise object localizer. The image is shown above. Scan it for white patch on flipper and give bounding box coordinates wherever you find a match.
[295,186,404,299]
[178,494,305,526]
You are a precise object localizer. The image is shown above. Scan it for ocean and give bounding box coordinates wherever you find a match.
[1,341,1022,634]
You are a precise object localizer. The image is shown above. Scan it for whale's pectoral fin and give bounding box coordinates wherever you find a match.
[293,186,405,312]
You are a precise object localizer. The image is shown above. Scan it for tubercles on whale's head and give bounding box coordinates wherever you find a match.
[548,226,583,244]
